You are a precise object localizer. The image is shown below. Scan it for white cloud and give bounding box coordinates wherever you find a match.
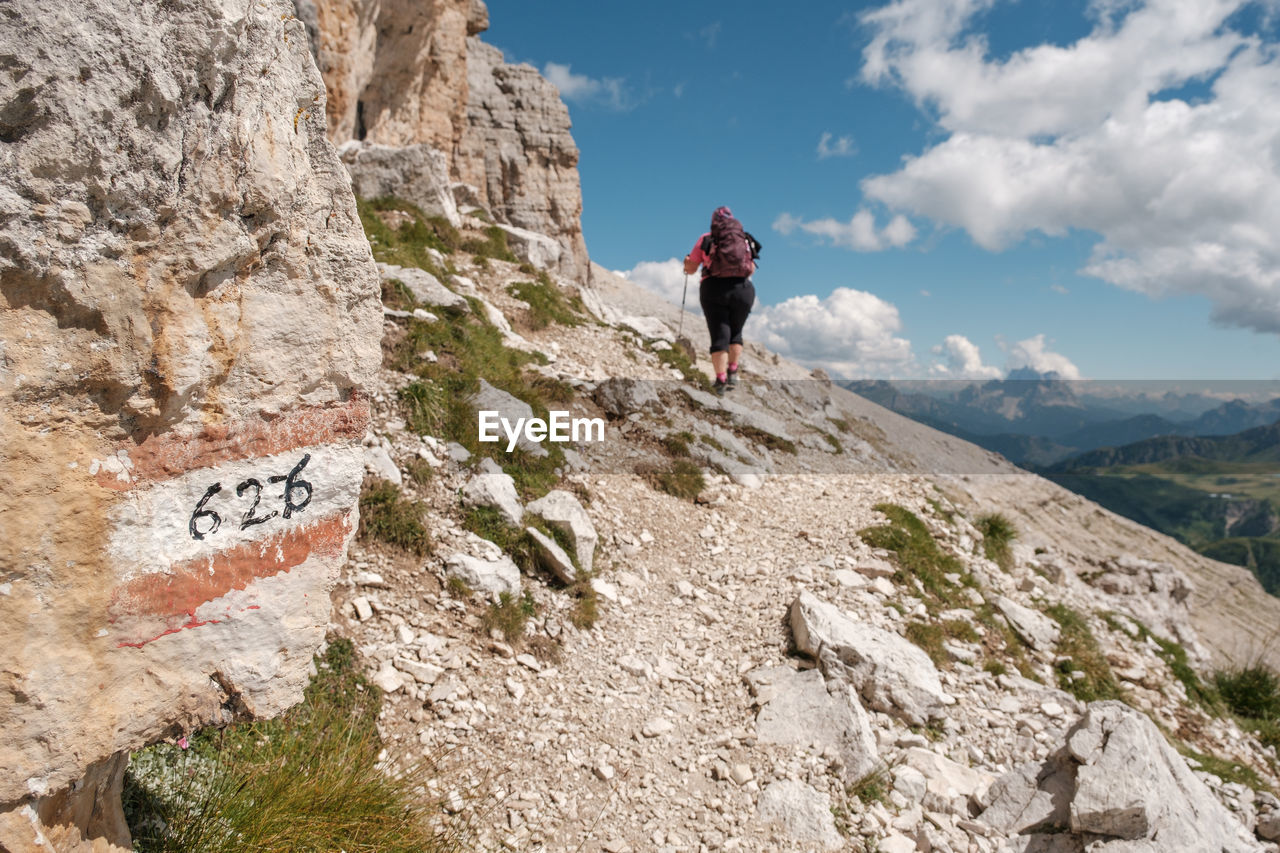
[619,258,700,311]
[930,334,1003,378]
[745,287,915,378]
[773,209,917,251]
[1005,334,1083,379]
[857,0,1280,335]
[543,62,630,110]
[817,132,858,159]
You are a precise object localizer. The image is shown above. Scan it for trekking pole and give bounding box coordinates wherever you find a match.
[678,273,689,341]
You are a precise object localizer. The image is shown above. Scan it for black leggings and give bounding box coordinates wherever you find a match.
[699,276,755,353]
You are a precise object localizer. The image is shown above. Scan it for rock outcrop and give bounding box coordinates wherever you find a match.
[0,0,379,847]
[296,0,589,281]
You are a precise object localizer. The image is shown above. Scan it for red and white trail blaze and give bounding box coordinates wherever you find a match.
[100,399,368,648]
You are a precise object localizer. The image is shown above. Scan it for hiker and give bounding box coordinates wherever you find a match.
[683,206,760,396]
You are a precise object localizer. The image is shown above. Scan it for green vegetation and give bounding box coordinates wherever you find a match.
[1101,613,1220,711]
[1046,604,1123,702]
[123,639,462,852]
[446,576,473,599]
[977,603,1038,682]
[506,273,584,330]
[975,512,1017,570]
[388,305,564,499]
[483,591,537,645]
[905,619,979,667]
[460,225,517,263]
[662,431,694,458]
[858,504,973,610]
[461,505,578,578]
[1215,664,1280,721]
[359,479,432,556]
[847,764,891,807]
[736,424,798,455]
[641,459,705,501]
[823,433,844,454]
[1200,538,1280,596]
[358,197,460,272]
[656,344,713,392]
[404,457,435,486]
[1181,746,1269,791]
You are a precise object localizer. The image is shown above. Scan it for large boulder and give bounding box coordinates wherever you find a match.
[341,142,460,226]
[981,702,1264,852]
[0,0,380,847]
[1066,702,1261,850]
[789,592,954,725]
[746,666,879,782]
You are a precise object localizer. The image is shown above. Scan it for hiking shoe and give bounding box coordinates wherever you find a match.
[726,365,740,390]
[712,376,727,397]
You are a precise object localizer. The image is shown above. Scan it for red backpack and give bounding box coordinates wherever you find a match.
[702,206,759,278]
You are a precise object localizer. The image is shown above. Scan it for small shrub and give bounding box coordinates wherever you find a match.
[906,622,947,666]
[483,591,537,645]
[824,433,844,454]
[123,638,462,852]
[446,576,473,599]
[405,457,436,486]
[848,765,891,806]
[359,479,432,556]
[975,513,1017,570]
[642,459,705,501]
[662,432,694,458]
[568,574,599,629]
[1215,665,1280,721]
[984,660,1008,677]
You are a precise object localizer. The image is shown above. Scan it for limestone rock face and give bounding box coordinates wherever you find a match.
[299,0,589,281]
[295,0,484,152]
[461,40,589,282]
[0,0,379,843]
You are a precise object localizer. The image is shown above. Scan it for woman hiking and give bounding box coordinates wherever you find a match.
[683,206,760,396]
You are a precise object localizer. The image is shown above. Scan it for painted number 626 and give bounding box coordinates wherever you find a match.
[188,454,313,540]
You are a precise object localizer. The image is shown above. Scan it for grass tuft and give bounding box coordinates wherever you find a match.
[656,344,712,392]
[1215,665,1280,721]
[858,504,972,610]
[482,591,537,645]
[460,225,517,262]
[506,274,584,330]
[640,459,705,501]
[359,479,433,556]
[123,638,463,852]
[975,512,1017,570]
[1046,604,1123,702]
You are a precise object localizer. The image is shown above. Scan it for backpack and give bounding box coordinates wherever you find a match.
[701,207,759,278]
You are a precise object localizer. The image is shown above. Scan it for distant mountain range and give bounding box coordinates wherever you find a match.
[845,373,1280,596]
[845,374,1280,466]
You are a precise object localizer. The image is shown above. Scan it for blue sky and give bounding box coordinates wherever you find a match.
[485,0,1280,381]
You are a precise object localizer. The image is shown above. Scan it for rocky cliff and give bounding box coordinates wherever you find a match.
[0,0,380,848]
[295,0,589,281]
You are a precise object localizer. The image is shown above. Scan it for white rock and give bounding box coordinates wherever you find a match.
[642,718,674,738]
[395,658,444,685]
[902,747,996,816]
[790,591,955,725]
[526,527,576,583]
[526,490,598,573]
[352,597,374,622]
[372,662,406,694]
[996,596,1061,652]
[746,665,879,781]
[756,780,843,849]
[462,471,523,526]
[363,445,403,486]
[445,552,521,597]
[591,578,619,602]
[378,263,470,312]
